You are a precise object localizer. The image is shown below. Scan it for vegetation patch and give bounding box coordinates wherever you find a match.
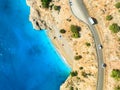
[70,25,81,38]
[70,86,74,90]
[111,69,120,80]
[82,71,92,78]
[60,29,66,34]
[71,71,78,77]
[106,15,113,21]
[79,67,83,70]
[41,0,52,8]
[54,5,60,11]
[118,9,120,13]
[109,23,120,33]
[85,42,91,47]
[76,88,78,90]
[66,18,71,22]
[115,86,120,90]
[115,2,120,9]
[74,55,82,60]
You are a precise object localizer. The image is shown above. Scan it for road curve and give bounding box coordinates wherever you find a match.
[69,0,104,90]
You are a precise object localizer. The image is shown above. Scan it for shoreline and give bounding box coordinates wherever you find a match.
[46,29,73,68]
[26,0,98,89]
[42,30,72,70]
[26,0,120,89]
[26,0,74,68]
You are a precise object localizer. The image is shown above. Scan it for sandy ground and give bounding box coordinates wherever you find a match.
[84,0,120,90]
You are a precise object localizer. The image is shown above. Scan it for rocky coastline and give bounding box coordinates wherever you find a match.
[26,0,98,90]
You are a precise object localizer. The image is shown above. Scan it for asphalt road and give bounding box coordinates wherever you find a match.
[69,0,104,90]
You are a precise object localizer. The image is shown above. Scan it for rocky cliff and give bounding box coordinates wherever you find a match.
[26,0,97,90]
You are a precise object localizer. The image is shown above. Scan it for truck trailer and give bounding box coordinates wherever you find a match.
[88,17,95,25]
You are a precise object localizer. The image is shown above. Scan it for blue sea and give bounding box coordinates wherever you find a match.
[0,0,71,90]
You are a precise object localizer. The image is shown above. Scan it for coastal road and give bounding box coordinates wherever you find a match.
[69,0,104,90]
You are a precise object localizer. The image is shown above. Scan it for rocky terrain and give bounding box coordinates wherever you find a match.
[27,0,120,90]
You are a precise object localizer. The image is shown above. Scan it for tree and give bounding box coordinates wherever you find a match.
[115,2,120,9]
[82,71,91,78]
[115,86,120,90]
[85,42,91,47]
[109,23,120,33]
[41,0,52,8]
[70,25,80,33]
[79,67,83,70]
[111,69,120,80]
[71,71,78,77]
[60,29,66,34]
[70,25,81,38]
[82,71,88,78]
[54,5,60,11]
[70,86,74,90]
[72,33,80,38]
[42,2,49,8]
[106,15,113,21]
[76,88,78,90]
[74,55,82,60]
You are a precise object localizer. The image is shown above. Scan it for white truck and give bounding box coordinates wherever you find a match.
[98,44,102,49]
[88,17,95,25]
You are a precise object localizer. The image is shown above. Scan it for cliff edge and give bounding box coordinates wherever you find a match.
[26,0,98,90]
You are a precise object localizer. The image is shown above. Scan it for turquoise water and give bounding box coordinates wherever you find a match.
[0,0,71,90]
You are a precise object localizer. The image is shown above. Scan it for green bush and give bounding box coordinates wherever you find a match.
[42,2,48,8]
[79,67,83,70]
[115,86,120,90]
[82,71,88,78]
[109,23,120,33]
[70,25,80,33]
[74,55,82,60]
[71,71,78,77]
[70,25,81,38]
[70,86,74,90]
[115,2,120,9]
[81,72,91,78]
[111,69,120,80]
[106,15,113,21]
[85,42,91,47]
[72,33,80,38]
[60,29,66,34]
[54,5,60,10]
[41,0,52,8]
[118,9,120,12]
[76,88,78,90]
